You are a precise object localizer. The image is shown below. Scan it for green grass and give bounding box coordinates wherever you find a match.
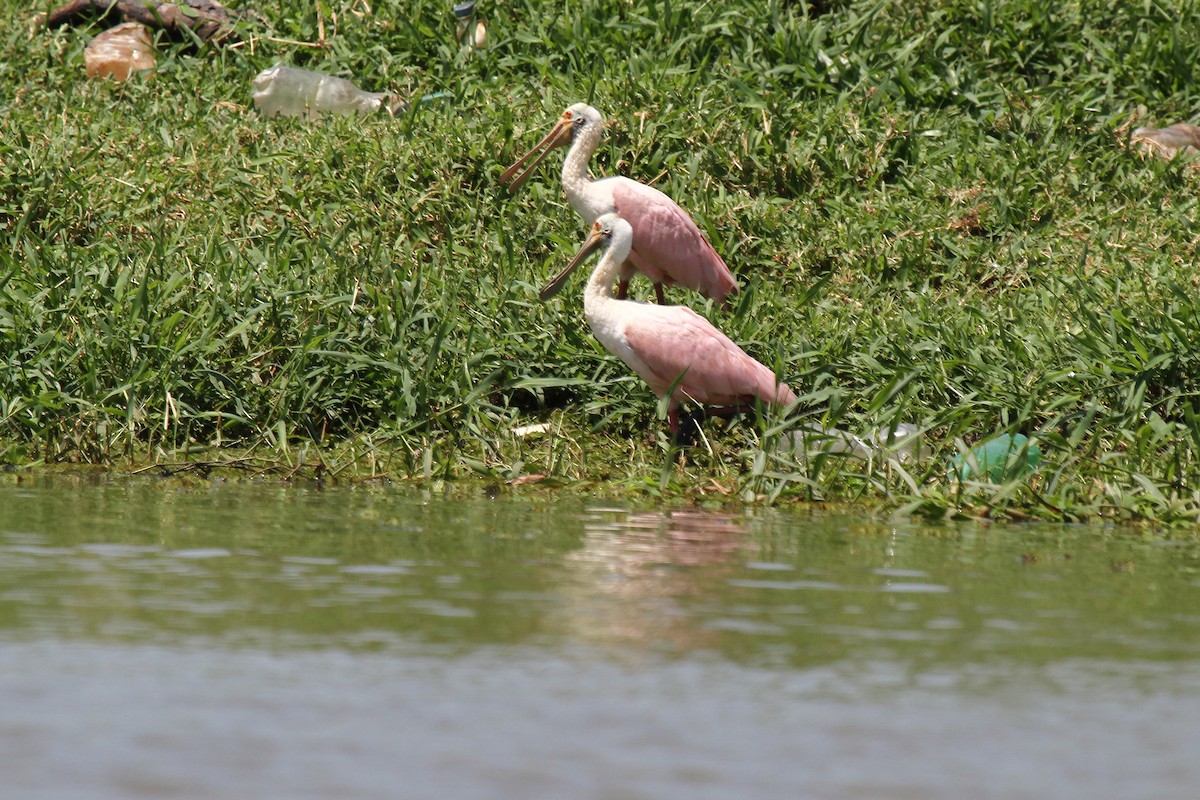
[2,0,1199,521]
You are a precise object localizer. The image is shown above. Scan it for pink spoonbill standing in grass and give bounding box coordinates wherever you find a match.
[502,103,738,307]
[541,212,794,434]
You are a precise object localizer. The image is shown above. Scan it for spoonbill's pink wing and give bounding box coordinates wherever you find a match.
[609,179,738,304]
[620,306,793,408]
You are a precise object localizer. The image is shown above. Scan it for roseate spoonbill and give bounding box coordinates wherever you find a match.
[543,213,793,433]
[502,103,737,307]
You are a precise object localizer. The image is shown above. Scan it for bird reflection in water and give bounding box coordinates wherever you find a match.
[555,508,748,655]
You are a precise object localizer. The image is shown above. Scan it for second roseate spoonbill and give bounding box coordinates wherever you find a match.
[543,213,794,434]
[501,103,737,307]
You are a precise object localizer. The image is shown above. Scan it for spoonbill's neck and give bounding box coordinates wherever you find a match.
[583,234,632,325]
[561,128,610,223]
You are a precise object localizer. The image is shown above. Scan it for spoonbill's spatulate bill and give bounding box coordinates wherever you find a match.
[503,103,738,307]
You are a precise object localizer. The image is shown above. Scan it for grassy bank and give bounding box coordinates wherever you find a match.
[2,0,1199,520]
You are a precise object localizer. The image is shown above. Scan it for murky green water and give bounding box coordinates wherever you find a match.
[2,476,1199,799]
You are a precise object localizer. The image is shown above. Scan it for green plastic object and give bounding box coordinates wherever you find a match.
[949,433,1042,482]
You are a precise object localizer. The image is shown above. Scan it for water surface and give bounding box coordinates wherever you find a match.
[1,476,1198,799]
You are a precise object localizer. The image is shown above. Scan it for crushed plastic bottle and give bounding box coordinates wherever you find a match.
[865,422,924,462]
[1131,122,1200,158]
[793,424,874,459]
[85,22,156,82]
[789,422,923,463]
[949,433,1042,483]
[252,65,406,119]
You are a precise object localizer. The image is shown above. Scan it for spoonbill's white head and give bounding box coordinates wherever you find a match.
[500,103,606,192]
[539,213,633,301]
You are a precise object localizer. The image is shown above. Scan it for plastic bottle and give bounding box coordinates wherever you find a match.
[252,65,406,119]
[790,422,923,462]
[866,422,923,462]
[1131,123,1200,158]
[454,1,487,49]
